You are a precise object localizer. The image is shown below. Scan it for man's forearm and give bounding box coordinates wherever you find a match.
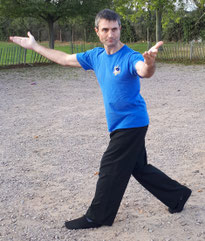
[33,43,79,67]
[136,41,163,78]
[136,61,156,78]
[10,32,80,67]
[141,62,156,78]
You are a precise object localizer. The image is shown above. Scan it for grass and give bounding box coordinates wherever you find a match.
[0,41,204,66]
[0,41,148,66]
[127,42,148,53]
[0,41,16,48]
[0,40,148,53]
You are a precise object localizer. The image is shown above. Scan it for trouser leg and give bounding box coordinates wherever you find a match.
[132,144,187,209]
[86,127,148,226]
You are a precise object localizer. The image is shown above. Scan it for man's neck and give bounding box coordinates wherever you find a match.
[104,41,124,55]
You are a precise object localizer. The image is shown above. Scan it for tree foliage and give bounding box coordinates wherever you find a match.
[0,0,111,48]
[0,0,204,44]
[113,0,185,42]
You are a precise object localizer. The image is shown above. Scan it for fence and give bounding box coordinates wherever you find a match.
[70,42,102,54]
[0,42,204,67]
[0,42,102,67]
[0,46,50,66]
[157,42,205,61]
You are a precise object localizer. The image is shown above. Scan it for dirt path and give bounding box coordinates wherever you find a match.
[0,63,204,241]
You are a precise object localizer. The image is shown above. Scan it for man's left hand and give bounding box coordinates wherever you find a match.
[143,41,163,66]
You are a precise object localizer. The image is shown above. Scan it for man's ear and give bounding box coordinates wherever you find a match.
[95,27,99,36]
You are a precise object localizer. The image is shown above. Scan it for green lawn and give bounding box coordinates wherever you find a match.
[0,41,148,66]
[0,40,148,53]
[0,41,16,48]
[127,42,149,53]
[0,41,204,66]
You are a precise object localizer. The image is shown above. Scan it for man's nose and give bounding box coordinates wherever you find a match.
[108,30,113,38]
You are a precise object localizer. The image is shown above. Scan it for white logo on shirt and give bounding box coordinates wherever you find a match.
[113,66,121,76]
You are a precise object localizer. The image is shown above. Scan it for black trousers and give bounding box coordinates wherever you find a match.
[86,126,186,226]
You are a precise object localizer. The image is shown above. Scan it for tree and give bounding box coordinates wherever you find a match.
[191,0,205,27]
[113,0,184,43]
[0,0,112,48]
[159,0,205,42]
[191,0,205,8]
[59,0,112,43]
[0,16,46,41]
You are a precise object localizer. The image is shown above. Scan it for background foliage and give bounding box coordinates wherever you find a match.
[0,0,204,45]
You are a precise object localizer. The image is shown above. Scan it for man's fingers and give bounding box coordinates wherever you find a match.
[13,37,22,45]
[9,32,32,43]
[9,36,26,46]
[13,36,26,42]
[144,51,156,57]
[152,41,164,50]
[148,41,164,53]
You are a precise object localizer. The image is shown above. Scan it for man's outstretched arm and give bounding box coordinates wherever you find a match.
[135,41,163,78]
[10,32,81,67]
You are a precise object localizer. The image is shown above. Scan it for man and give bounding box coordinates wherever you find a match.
[10,9,191,230]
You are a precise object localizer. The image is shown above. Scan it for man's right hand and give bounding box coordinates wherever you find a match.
[9,31,37,50]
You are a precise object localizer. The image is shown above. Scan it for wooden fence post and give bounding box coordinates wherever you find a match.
[70,42,73,54]
[23,48,27,64]
[190,41,194,60]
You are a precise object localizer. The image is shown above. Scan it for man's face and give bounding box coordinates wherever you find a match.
[95,19,121,48]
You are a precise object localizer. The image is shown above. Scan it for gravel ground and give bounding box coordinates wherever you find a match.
[0,63,204,241]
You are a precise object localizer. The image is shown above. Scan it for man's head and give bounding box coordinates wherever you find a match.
[95,9,122,48]
[95,9,121,29]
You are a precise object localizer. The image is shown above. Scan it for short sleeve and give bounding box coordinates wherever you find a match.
[76,49,94,70]
[129,52,144,76]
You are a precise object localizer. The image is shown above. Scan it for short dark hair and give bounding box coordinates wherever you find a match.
[95,9,121,29]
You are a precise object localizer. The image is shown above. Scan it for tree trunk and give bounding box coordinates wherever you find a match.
[48,18,55,49]
[84,28,87,42]
[59,29,62,42]
[156,8,162,42]
[71,26,74,43]
[38,29,42,42]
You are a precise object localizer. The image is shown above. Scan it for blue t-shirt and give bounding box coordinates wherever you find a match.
[77,45,149,132]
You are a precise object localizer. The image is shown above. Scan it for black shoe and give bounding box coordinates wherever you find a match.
[65,215,101,230]
[168,188,192,214]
